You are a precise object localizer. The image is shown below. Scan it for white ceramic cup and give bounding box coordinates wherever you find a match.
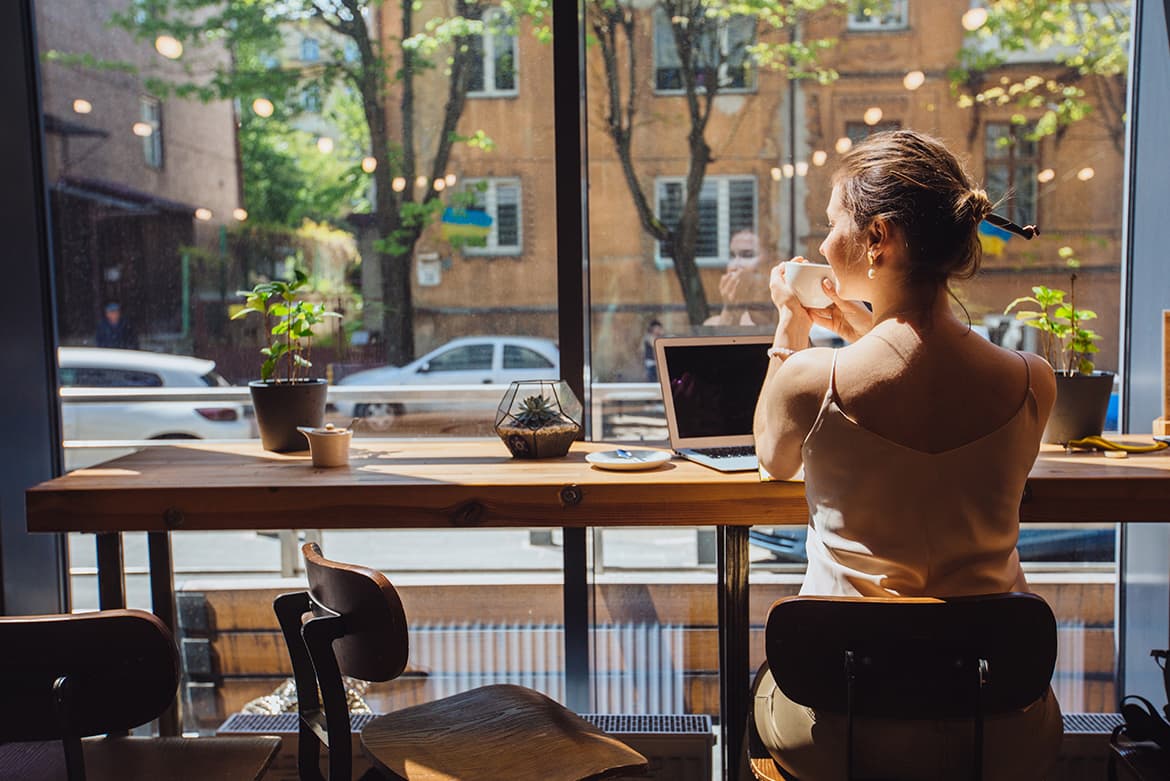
[782,261,836,309]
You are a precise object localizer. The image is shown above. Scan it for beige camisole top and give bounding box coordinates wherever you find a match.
[799,351,1042,598]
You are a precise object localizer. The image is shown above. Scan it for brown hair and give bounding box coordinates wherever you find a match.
[833,130,993,284]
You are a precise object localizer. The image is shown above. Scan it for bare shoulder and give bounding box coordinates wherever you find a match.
[1018,350,1057,410]
[775,346,836,399]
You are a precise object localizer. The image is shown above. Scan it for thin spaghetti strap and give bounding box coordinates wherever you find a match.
[1015,350,1032,391]
[827,349,841,406]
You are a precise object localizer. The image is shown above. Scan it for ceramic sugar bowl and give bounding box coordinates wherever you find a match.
[297,423,353,468]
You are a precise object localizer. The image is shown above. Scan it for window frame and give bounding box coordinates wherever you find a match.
[846,0,910,32]
[467,7,519,98]
[654,174,758,269]
[461,177,523,257]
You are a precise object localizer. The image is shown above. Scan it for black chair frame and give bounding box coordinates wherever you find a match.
[275,590,371,781]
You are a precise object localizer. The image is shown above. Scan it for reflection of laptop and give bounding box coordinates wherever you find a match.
[655,334,772,472]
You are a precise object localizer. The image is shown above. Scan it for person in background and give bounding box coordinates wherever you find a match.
[95,302,138,349]
[642,319,664,381]
[704,230,777,327]
[750,130,1061,779]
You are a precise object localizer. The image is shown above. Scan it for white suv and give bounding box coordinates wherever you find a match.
[59,348,251,466]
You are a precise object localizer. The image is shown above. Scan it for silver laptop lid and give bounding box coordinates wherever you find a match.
[654,334,773,450]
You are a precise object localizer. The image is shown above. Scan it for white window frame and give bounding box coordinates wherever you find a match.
[139,96,163,169]
[654,175,757,268]
[468,8,518,98]
[847,0,909,31]
[652,10,756,95]
[462,177,523,256]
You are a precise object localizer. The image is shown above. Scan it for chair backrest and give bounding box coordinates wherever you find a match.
[301,541,410,682]
[0,609,179,741]
[765,593,1057,720]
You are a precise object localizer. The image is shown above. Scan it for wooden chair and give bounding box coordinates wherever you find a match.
[746,593,1058,781]
[274,542,647,781]
[0,609,280,781]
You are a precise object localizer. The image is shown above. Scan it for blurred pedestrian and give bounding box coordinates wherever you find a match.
[96,302,138,349]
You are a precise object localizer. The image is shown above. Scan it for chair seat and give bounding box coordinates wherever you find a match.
[0,736,281,781]
[360,684,648,781]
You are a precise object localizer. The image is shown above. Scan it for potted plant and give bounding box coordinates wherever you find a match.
[1005,266,1112,444]
[494,380,583,459]
[233,270,340,452]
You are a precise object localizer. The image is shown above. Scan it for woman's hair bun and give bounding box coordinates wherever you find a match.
[957,187,993,224]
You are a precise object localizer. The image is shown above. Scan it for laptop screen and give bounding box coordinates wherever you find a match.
[658,336,772,443]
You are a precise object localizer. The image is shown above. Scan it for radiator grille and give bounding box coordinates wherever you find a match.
[220,711,711,737]
[1062,712,1124,734]
[409,621,685,714]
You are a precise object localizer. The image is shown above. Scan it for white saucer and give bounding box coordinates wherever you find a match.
[586,449,671,471]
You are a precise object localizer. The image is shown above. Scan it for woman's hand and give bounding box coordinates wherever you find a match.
[805,278,874,343]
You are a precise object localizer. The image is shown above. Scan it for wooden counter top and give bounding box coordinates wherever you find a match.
[25,438,1170,533]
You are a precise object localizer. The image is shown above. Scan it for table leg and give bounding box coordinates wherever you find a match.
[563,526,591,713]
[148,531,181,736]
[718,525,750,781]
[95,532,125,609]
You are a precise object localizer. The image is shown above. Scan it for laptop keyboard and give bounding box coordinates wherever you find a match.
[695,445,756,459]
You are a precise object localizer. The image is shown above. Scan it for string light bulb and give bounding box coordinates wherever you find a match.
[154,35,184,59]
[72,99,93,114]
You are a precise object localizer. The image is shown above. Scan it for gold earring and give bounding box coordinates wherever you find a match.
[866,249,877,280]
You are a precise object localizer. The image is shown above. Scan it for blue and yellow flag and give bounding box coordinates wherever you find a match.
[977,220,1012,256]
[441,207,491,245]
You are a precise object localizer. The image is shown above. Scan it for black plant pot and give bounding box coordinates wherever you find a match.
[249,379,328,452]
[1043,371,1115,445]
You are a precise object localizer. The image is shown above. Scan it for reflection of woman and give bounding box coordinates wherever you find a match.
[750,130,1061,779]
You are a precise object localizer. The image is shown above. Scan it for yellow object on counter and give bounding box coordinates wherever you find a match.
[1065,435,1169,454]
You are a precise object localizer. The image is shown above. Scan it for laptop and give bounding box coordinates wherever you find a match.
[655,334,772,472]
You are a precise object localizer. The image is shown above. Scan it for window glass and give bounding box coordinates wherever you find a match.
[468,9,517,96]
[139,96,162,168]
[503,344,554,370]
[61,367,164,387]
[426,344,493,372]
[653,9,755,92]
[848,0,909,31]
[985,122,1039,227]
[36,0,562,733]
[657,176,757,265]
[461,178,522,254]
[588,0,1131,723]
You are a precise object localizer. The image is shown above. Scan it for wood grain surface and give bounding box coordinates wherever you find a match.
[25,437,1170,533]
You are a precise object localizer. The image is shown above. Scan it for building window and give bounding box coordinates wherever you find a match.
[301,84,322,113]
[468,9,517,97]
[653,10,755,93]
[300,36,320,63]
[847,0,909,31]
[656,176,756,266]
[140,96,163,169]
[845,119,901,145]
[455,178,522,255]
[985,123,1038,227]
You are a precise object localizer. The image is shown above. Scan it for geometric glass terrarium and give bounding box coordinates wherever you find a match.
[494,379,584,459]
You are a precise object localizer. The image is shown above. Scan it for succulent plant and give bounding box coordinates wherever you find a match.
[513,395,563,429]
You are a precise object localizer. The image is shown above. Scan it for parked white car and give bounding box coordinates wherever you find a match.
[59,347,252,453]
[335,336,560,430]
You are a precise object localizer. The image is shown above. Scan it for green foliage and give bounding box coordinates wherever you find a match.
[513,395,564,429]
[951,1,1130,143]
[232,269,341,382]
[1004,263,1100,375]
